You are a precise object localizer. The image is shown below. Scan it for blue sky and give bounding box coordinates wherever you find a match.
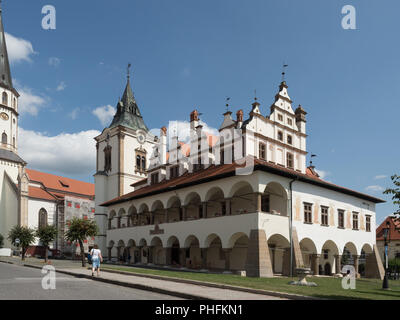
[4,0,399,223]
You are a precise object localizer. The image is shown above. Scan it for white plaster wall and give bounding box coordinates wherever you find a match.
[27,199,57,246]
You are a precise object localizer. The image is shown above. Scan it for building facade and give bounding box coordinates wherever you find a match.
[376,215,400,262]
[95,71,385,279]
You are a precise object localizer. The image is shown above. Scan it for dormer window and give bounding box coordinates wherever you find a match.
[277,131,283,141]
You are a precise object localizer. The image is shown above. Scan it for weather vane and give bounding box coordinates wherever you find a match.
[127,63,131,81]
[254,89,258,101]
[310,154,317,167]
[281,62,288,81]
[225,97,231,112]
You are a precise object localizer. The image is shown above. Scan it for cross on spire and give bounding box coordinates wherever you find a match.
[281,62,288,82]
[127,63,131,81]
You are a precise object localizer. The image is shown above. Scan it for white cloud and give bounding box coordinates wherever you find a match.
[374,175,387,180]
[19,128,100,176]
[56,81,66,91]
[92,105,115,126]
[5,32,36,63]
[17,86,47,116]
[48,57,61,67]
[68,107,80,120]
[365,185,384,193]
[315,169,330,179]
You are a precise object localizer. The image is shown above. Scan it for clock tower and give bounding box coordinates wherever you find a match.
[94,67,156,253]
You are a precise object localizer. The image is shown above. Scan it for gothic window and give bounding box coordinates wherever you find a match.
[1,132,7,145]
[286,152,294,169]
[38,208,48,229]
[104,145,112,172]
[304,203,312,224]
[321,206,329,226]
[259,143,266,160]
[2,92,7,105]
[338,209,344,228]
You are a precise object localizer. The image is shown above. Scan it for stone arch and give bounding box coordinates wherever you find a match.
[183,235,201,269]
[321,240,340,275]
[107,240,115,260]
[229,233,249,271]
[138,203,149,214]
[204,234,224,270]
[150,236,163,247]
[184,192,202,220]
[205,187,225,202]
[184,235,200,248]
[204,187,225,218]
[139,238,147,247]
[299,237,317,270]
[117,208,126,228]
[263,181,288,216]
[128,205,137,227]
[166,196,182,223]
[150,236,164,265]
[127,239,136,248]
[166,236,181,266]
[138,203,150,225]
[151,200,165,225]
[229,181,256,215]
[267,234,290,275]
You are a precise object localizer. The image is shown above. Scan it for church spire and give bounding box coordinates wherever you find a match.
[0,2,13,90]
[108,65,148,132]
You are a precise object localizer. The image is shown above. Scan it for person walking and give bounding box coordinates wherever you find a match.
[90,244,103,277]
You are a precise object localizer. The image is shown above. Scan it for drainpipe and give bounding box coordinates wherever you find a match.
[289,177,298,277]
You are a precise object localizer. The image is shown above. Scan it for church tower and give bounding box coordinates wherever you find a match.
[0,4,27,246]
[94,67,156,253]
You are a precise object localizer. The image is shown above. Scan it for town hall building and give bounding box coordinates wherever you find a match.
[95,68,386,278]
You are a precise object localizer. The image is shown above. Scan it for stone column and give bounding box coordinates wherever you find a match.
[312,254,320,275]
[255,193,262,212]
[335,255,342,274]
[353,255,360,278]
[223,248,232,271]
[245,229,274,277]
[201,248,208,270]
[225,198,232,216]
[202,202,207,219]
[165,248,172,265]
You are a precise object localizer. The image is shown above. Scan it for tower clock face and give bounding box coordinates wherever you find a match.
[137,132,145,144]
[0,112,8,121]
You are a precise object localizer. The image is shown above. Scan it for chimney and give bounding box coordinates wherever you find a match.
[160,126,167,164]
[295,105,307,134]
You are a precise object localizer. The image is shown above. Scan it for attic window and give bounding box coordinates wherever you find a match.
[59,180,69,188]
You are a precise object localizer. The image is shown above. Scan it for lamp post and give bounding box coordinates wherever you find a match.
[382,221,390,290]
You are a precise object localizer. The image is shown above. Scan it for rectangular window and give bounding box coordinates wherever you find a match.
[151,173,159,185]
[259,143,266,160]
[321,206,329,226]
[286,153,294,169]
[338,210,344,228]
[287,118,293,126]
[170,166,179,179]
[366,215,371,232]
[287,135,292,145]
[261,195,270,212]
[353,212,359,230]
[278,131,283,141]
[278,114,283,121]
[304,203,312,224]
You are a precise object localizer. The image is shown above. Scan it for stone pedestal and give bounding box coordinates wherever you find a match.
[245,229,273,277]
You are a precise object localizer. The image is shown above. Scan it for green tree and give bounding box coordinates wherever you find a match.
[384,174,400,215]
[7,226,36,261]
[36,225,58,263]
[0,233,4,248]
[65,217,98,267]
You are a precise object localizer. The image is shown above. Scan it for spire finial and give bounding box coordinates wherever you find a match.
[309,154,317,167]
[225,97,230,112]
[254,89,257,101]
[127,63,131,81]
[281,62,288,82]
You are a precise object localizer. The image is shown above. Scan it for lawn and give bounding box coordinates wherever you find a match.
[102,265,400,300]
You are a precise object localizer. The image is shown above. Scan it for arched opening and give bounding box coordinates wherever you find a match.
[1,132,7,145]
[321,240,339,275]
[166,196,182,223]
[107,240,115,260]
[183,235,201,269]
[229,181,255,215]
[151,200,165,225]
[360,243,373,277]
[38,208,48,229]
[268,234,290,275]
[117,208,126,228]
[342,242,358,272]
[167,236,181,266]
[139,238,148,264]
[108,210,116,229]
[205,187,225,218]
[204,234,224,270]
[2,92,8,105]
[127,239,136,264]
[299,238,317,272]
[229,233,249,271]
[128,206,137,227]
[150,237,164,265]
[138,203,150,225]
[184,192,202,220]
[117,240,125,262]
[263,182,288,216]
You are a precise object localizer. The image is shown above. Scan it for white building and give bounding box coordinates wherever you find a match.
[95,70,386,279]
[0,7,95,254]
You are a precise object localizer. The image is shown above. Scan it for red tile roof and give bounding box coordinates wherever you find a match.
[28,186,58,201]
[376,216,400,241]
[101,156,385,207]
[26,169,94,198]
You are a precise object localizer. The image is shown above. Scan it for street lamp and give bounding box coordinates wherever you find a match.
[382,220,391,290]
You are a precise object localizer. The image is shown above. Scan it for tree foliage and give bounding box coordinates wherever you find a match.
[36,225,58,262]
[7,225,36,260]
[383,174,400,215]
[65,217,98,267]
